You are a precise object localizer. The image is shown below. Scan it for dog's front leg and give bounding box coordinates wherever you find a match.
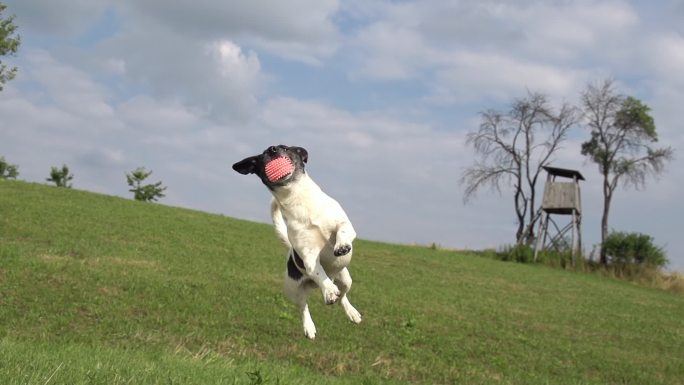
[333,221,356,256]
[299,248,340,304]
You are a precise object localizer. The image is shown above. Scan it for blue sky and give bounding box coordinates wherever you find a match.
[2,0,683,270]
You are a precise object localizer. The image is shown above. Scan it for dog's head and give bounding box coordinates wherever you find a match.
[232,145,308,189]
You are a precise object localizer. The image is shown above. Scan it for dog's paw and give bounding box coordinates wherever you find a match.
[345,306,362,324]
[303,320,316,340]
[323,285,341,305]
[341,297,362,324]
[334,244,352,256]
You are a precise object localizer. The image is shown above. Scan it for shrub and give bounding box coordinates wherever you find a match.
[535,249,575,269]
[126,167,167,202]
[46,164,74,188]
[497,243,535,263]
[603,231,668,268]
[494,243,578,268]
[0,155,19,179]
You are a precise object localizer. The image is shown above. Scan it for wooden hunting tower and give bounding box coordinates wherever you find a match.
[534,166,584,264]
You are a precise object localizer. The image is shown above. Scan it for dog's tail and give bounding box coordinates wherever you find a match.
[270,199,291,248]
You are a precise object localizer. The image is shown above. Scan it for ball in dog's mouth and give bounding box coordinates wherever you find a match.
[265,156,295,182]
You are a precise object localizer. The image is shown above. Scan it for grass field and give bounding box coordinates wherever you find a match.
[1,180,683,384]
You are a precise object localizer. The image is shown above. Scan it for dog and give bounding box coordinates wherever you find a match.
[232,145,362,339]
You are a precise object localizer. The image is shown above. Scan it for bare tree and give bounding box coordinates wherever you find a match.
[580,79,673,264]
[461,92,579,244]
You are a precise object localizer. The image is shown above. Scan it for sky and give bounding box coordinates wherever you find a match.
[1,0,683,271]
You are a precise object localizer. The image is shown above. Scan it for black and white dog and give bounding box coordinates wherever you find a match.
[232,145,361,339]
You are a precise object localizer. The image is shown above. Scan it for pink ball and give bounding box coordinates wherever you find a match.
[265,157,294,182]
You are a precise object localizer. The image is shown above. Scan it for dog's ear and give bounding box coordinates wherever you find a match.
[232,155,260,175]
[291,146,308,164]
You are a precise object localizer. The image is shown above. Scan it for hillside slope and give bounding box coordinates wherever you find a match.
[1,181,682,384]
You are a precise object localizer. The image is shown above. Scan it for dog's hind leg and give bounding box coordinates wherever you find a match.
[285,281,317,339]
[333,268,362,324]
[284,266,317,339]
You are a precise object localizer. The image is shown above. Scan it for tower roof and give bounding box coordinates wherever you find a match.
[543,166,585,181]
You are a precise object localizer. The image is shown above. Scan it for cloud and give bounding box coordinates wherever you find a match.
[352,22,429,81]
[648,34,684,87]
[7,0,340,123]
[121,0,340,63]
[21,50,115,119]
[97,25,262,123]
[347,0,639,104]
[6,0,109,36]
[510,0,639,60]
[430,52,587,103]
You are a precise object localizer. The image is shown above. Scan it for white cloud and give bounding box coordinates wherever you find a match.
[206,40,262,89]
[431,51,587,103]
[121,0,340,63]
[648,34,684,87]
[511,0,639,60]
[6,0,342,63]
[347,0,639,104]
[98,25,263,123]
[118,96,200,136]
[353,22,428,80]
[21,50,115,120]
[101,58,126,76]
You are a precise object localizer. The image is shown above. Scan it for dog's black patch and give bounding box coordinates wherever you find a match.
[287,255,303,280]
[292,249,305,270]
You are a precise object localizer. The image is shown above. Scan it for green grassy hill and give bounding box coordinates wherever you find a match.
[1,180,682,385]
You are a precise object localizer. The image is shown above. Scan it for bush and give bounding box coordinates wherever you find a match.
[126,167,166,202]
[535,249,575,269]
[497,244,535,263]
[46,164,74,188]
[0,155,19,179]
[494,243,578,268]
[603,231,668,268]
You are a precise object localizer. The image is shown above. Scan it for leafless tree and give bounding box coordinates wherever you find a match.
[580,79,673,264]
[461,92,579,245]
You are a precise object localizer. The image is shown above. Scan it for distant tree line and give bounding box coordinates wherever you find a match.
[0,157,167,203]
